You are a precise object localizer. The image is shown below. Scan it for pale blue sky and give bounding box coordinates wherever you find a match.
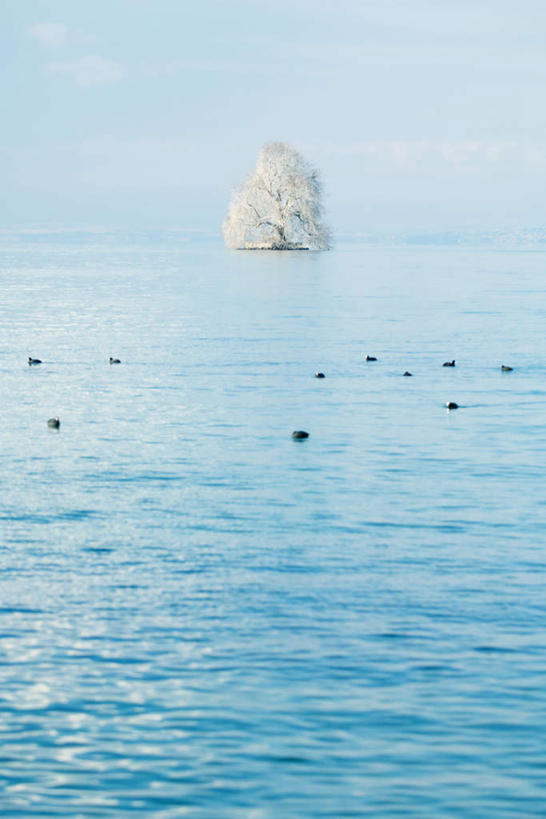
[3,0,546,233]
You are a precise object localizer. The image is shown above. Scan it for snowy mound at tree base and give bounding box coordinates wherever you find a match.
[238,243,311,251]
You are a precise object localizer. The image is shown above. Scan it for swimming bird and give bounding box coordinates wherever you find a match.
[315,372,325,378]
[47,417,60,428]
[501,365,513,371]
[445,401,459,410]
[109,357,121,364]
[403,371,413,377]
[443,360,456,367]
[292,430,309,439]
[366,355,378,362]
[28,357,42,365]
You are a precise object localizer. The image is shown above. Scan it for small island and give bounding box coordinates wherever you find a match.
[222,142,330,251]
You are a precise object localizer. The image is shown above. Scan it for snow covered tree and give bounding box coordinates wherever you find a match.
[222,142,330,250]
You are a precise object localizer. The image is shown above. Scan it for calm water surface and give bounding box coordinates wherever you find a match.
[1,235,546,817]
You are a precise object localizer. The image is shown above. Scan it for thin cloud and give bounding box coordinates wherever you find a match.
[47,55,127,87]
[29,23,68,49]
[78,136,199,187]
[322,140,524,165]
[141,58,283,78]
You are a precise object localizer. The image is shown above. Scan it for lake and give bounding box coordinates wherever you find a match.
[1,232,545,817]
